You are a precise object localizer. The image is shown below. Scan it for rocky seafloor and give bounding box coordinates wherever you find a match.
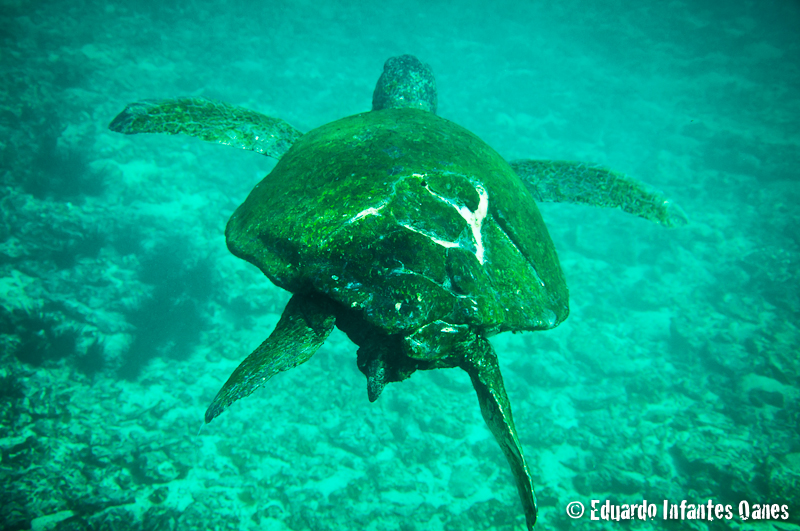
[1,0,799,530]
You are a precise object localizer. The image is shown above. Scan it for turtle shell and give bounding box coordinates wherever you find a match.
[226,108,569,335]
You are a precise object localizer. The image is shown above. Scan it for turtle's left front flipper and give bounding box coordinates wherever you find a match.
[512,159,688,227]
[109,97,302,159]
[459,336,537,531]
[205,293,336,423]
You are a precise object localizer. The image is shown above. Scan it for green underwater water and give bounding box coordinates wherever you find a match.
[1,0,799,530]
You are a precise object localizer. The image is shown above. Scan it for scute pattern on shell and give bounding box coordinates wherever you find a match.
[225,107,569,336]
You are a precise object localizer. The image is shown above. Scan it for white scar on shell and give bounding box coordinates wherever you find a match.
[402,174,489,265]
[348,201,387,223]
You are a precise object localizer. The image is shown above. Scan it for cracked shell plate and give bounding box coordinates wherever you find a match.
[226,107,569,335]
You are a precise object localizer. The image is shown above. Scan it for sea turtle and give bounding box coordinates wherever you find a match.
[109,55,686,529]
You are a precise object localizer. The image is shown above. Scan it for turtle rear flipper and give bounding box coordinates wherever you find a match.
[459,336,537,531]
[109,97,302,159]
[512,159,688,227]
[205,293,335,423]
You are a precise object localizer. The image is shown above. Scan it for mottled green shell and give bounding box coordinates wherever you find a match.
[226,108,568,335]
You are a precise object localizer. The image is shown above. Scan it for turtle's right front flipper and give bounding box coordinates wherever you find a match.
[109,97,303,159]
[205,293,336,423]
[512,159,688,227]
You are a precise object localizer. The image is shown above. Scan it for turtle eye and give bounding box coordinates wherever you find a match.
[419,179,427,187]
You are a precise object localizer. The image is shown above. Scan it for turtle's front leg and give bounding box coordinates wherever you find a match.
[108,97,302,159]
[511,159,688,227]
[459,336,537,530]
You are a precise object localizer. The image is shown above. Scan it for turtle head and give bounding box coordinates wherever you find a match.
[372,55,438,114]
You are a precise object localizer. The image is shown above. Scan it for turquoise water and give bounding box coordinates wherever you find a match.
[1,0,798,529]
